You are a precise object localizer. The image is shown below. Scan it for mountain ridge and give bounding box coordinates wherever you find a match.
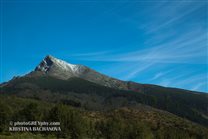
[27,55,206,94]
[1,55,206,94]
[30,55,130,90]
[1,55,208,128]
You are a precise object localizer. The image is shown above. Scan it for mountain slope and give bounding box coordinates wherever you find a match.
[1,95,208,139]
[1,75,208,127]
[1,55,208,129]
[31,55,207,96]
[32,55,128,90]
[1,56,208,138]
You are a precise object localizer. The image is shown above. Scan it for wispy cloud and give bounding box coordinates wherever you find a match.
[69,51,112,57]
[174,74,207,86]
[122,62,154,80]
[191,82,207,92]
[144,2,204,34]
[71,28,206,65]
[151,71,171,81]
[66,1,207,92]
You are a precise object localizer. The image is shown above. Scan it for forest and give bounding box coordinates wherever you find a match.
[0,95,208,139]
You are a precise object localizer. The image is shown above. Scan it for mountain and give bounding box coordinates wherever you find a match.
[32,55,128,90]
[29,55,206,95]
[1,56,208,123]
[0,55,208,138]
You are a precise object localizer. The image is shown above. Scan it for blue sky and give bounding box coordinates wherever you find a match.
[1,0,207,92]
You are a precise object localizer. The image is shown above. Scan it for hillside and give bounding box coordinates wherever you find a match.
[1,55,208,139]
[1,75,208,127]
[0,96,208,139]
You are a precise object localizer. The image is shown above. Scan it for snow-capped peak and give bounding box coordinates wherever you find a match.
[35,55,82,73]
[48,55,78,71]
[33,55,126,89]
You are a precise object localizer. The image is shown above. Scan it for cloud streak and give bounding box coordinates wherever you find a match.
[67,1,207,92]
[71,28,206,65]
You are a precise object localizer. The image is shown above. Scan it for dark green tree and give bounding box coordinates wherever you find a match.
[47,104,85,139]
[18,102,42,121]
[0,102,11,132]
